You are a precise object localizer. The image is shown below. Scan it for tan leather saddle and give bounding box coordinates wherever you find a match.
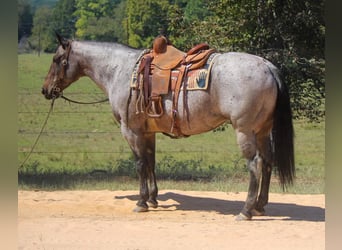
[137,35,216,134]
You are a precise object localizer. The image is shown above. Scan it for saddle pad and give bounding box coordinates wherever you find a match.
[130,50,150,89]
[174,53,219,90]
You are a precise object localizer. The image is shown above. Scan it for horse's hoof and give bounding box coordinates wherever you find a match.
[147,200,158,209]
[251,208,265,216]
[133,206,148,213]
[235,213,252,221]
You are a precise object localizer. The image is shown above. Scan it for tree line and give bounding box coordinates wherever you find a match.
[18,0,325,121]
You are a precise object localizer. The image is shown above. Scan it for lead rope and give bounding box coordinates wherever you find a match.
[19,98,56,169]
[19,94,109,170]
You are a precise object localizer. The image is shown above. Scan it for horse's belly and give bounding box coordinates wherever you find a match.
[150,92,229,136]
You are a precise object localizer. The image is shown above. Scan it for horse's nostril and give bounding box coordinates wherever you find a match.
[41,88,51,99]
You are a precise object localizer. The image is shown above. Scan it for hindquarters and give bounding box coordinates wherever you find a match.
[212,53,295,188]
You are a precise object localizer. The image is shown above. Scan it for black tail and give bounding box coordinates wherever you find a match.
[272,71,295,189]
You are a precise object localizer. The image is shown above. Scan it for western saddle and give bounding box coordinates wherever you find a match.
[136,35,216,135]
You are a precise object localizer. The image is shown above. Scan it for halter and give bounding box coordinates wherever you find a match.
[51,40,73,98]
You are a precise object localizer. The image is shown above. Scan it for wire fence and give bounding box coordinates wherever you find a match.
[18,90,325,175]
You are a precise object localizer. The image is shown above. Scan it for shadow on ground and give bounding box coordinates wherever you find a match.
[115,191,325,222]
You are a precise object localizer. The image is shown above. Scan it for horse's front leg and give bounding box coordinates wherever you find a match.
[134,134,158,212]
[121,126,157,212]
[134,156,150,212]
[145,133,158,209]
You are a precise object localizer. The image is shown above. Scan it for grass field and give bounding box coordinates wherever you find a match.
[18,53,325,194]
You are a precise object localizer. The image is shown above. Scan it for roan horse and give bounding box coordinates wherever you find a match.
[42,34,295,220]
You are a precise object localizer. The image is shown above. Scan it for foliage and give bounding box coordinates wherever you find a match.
[252,0,325,121]
[183,0,209,21]
[112,0,128,43]
[28,0,58,10]
[126,0,170,48]
[51,0,77,39]
[18,0,33,42]
[29,6,56,53]
[180,0,325,121]
[74,0,124,41]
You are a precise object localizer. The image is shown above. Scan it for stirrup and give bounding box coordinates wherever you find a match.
[146,96,164,118]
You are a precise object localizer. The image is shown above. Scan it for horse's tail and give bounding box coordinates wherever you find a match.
[269,64,295,189]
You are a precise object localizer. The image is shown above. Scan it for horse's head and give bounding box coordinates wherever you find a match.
[41,33,80,100]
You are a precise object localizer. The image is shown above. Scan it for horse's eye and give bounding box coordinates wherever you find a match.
[61,59,67,66]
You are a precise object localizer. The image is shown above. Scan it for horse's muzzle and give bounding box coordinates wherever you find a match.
[41,87,62,100]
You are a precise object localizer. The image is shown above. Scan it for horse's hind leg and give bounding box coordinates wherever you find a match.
[253,136,273,216]
[252,162,272,216]
[235,131,262,220]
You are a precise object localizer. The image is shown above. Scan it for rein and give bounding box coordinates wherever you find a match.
[61,95,109,105]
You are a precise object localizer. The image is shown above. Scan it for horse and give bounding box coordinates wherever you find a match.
[41,34,295,220]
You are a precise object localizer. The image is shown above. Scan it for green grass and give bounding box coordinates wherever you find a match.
[18,53,325,194]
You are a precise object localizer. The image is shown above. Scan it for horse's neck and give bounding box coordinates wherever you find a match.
[74,41,139,94]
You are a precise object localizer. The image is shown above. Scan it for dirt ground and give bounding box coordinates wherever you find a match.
[18,190,325,250]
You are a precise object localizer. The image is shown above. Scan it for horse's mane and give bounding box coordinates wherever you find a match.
[74,40,143,52]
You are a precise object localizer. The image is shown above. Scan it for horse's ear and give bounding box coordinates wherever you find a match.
[55,32,68,50]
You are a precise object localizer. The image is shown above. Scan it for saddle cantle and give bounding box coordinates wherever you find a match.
[133,35,217,136]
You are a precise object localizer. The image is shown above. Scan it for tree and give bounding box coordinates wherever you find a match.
[18,0,33,42]
[253,0,325,120]
[126,0,169,48]
[51,0,77,39]
[29,6,56,53]
[113,0,128,43]
[183,0,209,22]
[74,0,121,41]
[183,0,325,121]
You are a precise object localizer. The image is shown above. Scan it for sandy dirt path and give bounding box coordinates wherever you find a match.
[18,190,325,250]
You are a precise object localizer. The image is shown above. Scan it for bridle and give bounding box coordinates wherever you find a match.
[51,40,73,98]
